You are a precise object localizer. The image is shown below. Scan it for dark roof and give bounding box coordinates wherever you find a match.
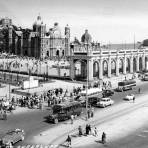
[142,39,148,46]
[53,101,81,108]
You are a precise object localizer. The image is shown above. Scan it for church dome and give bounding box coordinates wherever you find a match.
[81,29,92,43]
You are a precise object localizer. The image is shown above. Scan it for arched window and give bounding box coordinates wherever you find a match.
[56,50,59,57]
[46,51,49,57]
[93,61,99,78]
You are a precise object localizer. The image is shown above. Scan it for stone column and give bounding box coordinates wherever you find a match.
[123,56,126,75]
[99,59,103,79]
[108,57,111,78]
[88,58,93,81]
[130,56,133,73]
[70,58,75,80]
[116,57,119,76]
[142,56,145,70]
[136,56,139,72]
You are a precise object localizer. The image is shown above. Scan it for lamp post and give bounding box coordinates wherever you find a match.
[85,42,89,121]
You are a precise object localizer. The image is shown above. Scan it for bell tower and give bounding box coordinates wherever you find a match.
[65,24,70,56]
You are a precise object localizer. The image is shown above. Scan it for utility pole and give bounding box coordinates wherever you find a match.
[85,42,89,121]
[134,34,136,49]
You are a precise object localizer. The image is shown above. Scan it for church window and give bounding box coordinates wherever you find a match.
[56,50,59,57]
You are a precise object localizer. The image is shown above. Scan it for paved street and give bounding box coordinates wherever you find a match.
[0,77,148,147]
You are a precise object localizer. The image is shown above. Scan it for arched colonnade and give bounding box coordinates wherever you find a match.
[72,56,148,80]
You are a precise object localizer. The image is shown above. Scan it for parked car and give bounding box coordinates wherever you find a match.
[124,94,135,101]
[75,95,101,107]
[95,97,114,108]
[0,129,25,145]
[102,89,114,97]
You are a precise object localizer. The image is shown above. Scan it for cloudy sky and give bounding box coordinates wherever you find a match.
[1,0,148,44]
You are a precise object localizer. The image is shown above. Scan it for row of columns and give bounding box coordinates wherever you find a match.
[97,56,146,80]
[70,55,147,81]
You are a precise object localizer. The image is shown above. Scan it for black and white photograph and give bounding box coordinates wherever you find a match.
[0,0,148,148]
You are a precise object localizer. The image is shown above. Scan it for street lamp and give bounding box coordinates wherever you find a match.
[85,42,89,121]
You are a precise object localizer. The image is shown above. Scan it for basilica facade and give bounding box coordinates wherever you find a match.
[0,15,70,59]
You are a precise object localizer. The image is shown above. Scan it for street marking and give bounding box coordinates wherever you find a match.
[25,145,31,148]
[35,145,40,148]
[137,134,147,138]
[17,145,60,148]
[30,145,36,148]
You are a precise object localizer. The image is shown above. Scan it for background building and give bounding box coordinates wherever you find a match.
[0,15,70,59]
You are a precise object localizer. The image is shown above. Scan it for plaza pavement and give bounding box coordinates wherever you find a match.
[0,72,143,148]
[25,77,143,146]
[19,86,144,148]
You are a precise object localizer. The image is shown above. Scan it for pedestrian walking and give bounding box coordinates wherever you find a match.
[66,135,71,147]
[86,124,89,135]
[3,110,7,120]
[87,109,90,119]
[78,125,83,136]
[138,88,141,94]
[88,124,91,135]
[94,127,98,137]
[71,114,74,124]
[133,96,135,103]
[102,132,106,144]
[91,107,94,118]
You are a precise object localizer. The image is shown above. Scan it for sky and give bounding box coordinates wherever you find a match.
[1,0,148,44]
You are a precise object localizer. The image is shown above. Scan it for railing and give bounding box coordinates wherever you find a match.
[72,46,148,56]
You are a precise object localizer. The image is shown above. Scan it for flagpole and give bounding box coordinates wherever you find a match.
[134,34,135,49]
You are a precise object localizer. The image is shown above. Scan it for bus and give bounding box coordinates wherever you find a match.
[117,80,136,91]
[75,87,103,106]
[80,87,102,97]
[48,101,82,124]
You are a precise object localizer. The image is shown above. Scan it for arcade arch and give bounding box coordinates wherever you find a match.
[119,59,123,73]
[111,60,116,75]
[93,61,99,78]
[126,58,130,73]
[74,60,87,80]
[103,60,108,76]
[56,50,59,57]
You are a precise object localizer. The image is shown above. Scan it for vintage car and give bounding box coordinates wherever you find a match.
[102,89,114,97]
[124,94,135,101]
[0,129,25,145]
[96,97,114,108]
